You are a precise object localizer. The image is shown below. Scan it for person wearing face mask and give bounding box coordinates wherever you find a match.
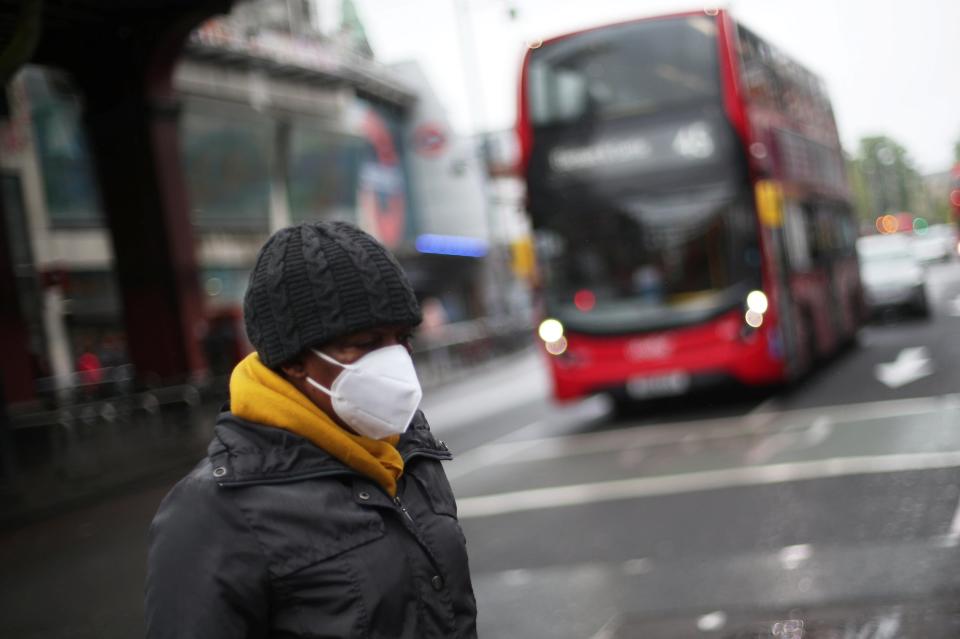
[145,221,478,639]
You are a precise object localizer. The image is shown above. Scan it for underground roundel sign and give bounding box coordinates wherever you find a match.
[413,123,447,157]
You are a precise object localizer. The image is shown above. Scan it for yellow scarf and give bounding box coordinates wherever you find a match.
[229,353,404,496]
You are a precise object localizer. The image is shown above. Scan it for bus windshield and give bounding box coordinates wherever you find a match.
[536,183,760,333]
[527,15,720,126]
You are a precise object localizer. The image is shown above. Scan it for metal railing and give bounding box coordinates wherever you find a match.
[1,316,534,523]
[412,316,534,388]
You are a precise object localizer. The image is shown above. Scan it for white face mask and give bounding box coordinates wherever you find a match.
[306,344,423,440]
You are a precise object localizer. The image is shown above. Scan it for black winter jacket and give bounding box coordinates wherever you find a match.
[145,411,477,638]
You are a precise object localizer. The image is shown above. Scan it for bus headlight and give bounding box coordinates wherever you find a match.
[538,318,564,343]
[538,318,567,356]
[744,309,764,328]
[545,336,568,356]
[746,290,769,314]
[744,290,767,330]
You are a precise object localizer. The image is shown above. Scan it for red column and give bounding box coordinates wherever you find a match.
[64,10,216,385]
[77,89,208,384]
[0,199,35,403]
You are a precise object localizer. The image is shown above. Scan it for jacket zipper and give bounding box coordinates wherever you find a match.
[394,495,415,523]
[392,493,449,583]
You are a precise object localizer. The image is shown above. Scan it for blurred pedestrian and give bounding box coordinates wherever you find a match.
[145,221,477,638]
[420,296,449,335]
[75,339,103,399]
[98,331,127,369]
[97,331,128,395]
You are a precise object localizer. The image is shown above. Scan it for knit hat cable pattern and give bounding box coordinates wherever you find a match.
[244,221,422,368]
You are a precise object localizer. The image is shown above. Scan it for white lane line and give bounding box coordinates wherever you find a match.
[457,450,960,519]
[621,557,654,576]
[943,394,960,410]
[749,397,778,415]
[778,544,813,570]
[446,395,610,480]
[423,356,551,434]
[588,615,621,639]
[746,415,833,464]
[742,398,781,436]
[454,392,791,471]
[445,396,612,480]
[499,569,532,587]
[446,397,610,479]
[696,611,728,632]
[925,470,960,547]
[785,395,949,422]
[452,416,761,473]
[951,500,960,535]
[945,490,960,545]
[452,395,952,473]
[446,421,546,481]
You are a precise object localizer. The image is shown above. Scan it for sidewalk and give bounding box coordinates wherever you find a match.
[1,344,547,528]
[420,346,551,434]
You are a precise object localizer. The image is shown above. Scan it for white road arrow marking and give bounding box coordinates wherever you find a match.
[874,347,934,389]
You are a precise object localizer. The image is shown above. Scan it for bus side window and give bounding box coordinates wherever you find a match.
[809,204,835,264]
[812,203,856,263]
[738,26,776,107]
[784,201,812,272]
[838,208,858,257]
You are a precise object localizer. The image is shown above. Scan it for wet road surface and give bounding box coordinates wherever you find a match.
[4,263,960,638]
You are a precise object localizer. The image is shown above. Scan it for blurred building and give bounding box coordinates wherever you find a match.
[0,0,528,406]
[481,128,535,320]
[389,60,492,324]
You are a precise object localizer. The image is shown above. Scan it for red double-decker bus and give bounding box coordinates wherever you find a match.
[950,164,960,223]
[518,10,863,403]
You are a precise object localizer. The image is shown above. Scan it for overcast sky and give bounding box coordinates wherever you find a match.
[353,0,960,174]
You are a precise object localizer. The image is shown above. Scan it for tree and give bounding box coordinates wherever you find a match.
[846,155,873,224]
[848,135,922,222]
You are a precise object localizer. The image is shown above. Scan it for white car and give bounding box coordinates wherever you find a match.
[911,224,959,265]
[857,234,929,317]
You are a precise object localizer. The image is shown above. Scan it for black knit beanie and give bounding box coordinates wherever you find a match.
[243,221,422,368]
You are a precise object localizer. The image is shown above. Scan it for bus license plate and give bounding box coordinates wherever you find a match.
[625,372,690,399]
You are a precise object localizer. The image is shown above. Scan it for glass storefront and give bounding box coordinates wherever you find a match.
[287,123,363,224]
[288,103,416,250]
[23,69,104,226]
[181,99,273,230]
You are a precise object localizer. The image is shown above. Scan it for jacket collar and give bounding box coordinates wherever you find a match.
[209,410,450,486]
